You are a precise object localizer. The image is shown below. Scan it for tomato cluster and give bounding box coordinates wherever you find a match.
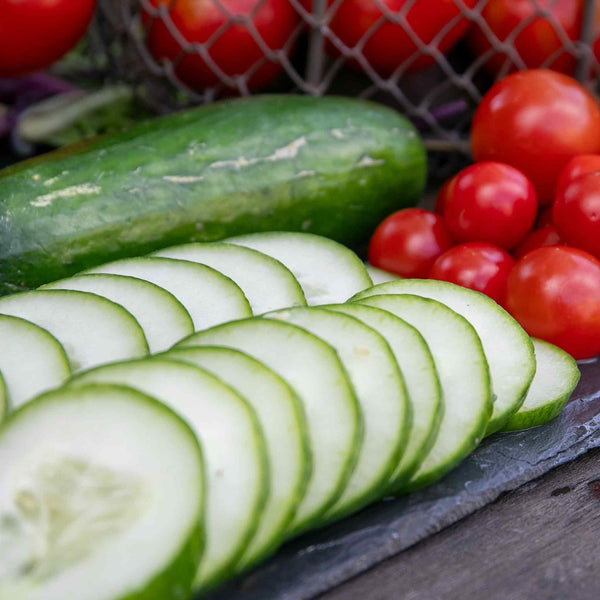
[370,70,600,360]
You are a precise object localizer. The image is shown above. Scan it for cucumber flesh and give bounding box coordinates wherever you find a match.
[357,294,492,492]
[69,358,268,592]
[0,315,71,412]
[86,257,252,331]
[365,265,402,285]
[0,290,148,372]
[41,274,194,353]
[178,318,361,536]
[326,304,442,491]
[154,243,307,315]
[354,279,536,435]
[165,346,310,571]
[265,307,409,522]
[227,232,373,305]
[502,339,581,432]
[0,384,205,600]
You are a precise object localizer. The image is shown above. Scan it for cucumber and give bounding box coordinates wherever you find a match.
[228,232,373,305]
[0,315,70,412]
[264,307,409,522]
[365,265,402,285]
[0,384,205,600]
[0,290,148,372]
[326,304,442,491]
[165,346,310,570]
[0,373,5,424]
[69,358,268,592]
[354,279,536,435]
[153,243,307,315]
[177,318,361,536]
[357,294,492,492]
[502,339,581,432]
[41,274,194,353]
[0,95,426,295]
[85,257,252,331]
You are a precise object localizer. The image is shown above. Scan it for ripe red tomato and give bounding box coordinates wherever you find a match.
[553,171,600,259]
[327,0,478,76]
[0,0,96,77]
[429,242,514,304]
[471,70,600,204]
[556,154,600,198]
[368,208,454,278]
[443,162,537,250]
[144,0,299,91]
[467,0,581,75]
[513,225,564,260]
[434,175,457,216]
[505,247,600,359]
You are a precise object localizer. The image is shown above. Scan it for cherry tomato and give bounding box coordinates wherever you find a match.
[0,0,96,77]
[505,247,600,359]
[429,242,514,304]
[327,0,478,76]
[513,225,564,260]
[471,70,600,204]
[556,154,600,198]
[443,162,537,250]
[144,0,299,91]
[368,208,454,278]
[434,175,457,216]
[553,171,600,259]
[467,0,580,76]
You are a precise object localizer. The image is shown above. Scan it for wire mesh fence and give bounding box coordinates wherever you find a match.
[96,0,600,171]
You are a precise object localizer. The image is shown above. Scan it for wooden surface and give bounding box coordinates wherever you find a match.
[321,448,600,600]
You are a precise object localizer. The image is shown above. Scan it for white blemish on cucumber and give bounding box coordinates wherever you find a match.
[44,177,60,187]
[30,184,101,208]
[294,170,315,179]
[357,156,386,168]
[331,129,345,139]
[163,175,205,184]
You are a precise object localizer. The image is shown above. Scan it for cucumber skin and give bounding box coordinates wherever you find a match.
[0,95,427,295]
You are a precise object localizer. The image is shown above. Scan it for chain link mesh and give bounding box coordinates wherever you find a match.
[96,0,600,169]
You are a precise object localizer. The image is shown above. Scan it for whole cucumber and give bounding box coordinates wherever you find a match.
[0,95,426,294]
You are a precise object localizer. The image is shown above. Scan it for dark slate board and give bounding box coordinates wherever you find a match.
[204,357,600,600]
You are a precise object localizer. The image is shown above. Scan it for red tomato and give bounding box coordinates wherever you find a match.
[0,0,96,77]
[513,225,564,260]
[505,247,600,359]
[327,0,478,76]
[144,0,299,91]
[471,70,600,204]
[443,162,538,250]
[434,175,457,216]
[368,208,454,278]
[553,171,600,259]
[429,242,515,304]
[467,0,581,75]
[556,154,600,198]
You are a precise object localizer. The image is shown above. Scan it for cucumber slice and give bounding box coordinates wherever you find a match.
[165,346,310,571]
[178,318,361,536]
[354,279,535,435]
[325,304,442,491]
[0,290,148,372]
[365,265,402,285]
[41,274,194,353]
[69,358,267,592]
[264,307,409,522]
[0,384,204,600]
[0,315,71,412]
[153,243,307,314]
[502,339,581,432]
[227,232,372,305]
[86,257,252,331]
[0,372,5,424]
[357,294,492,492]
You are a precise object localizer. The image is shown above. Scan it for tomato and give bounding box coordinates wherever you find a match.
[434,175,457,216]
[556,154,600,198]
[471,70,600,204]
[327,0,478,76]
[553,171,600,260]
[0,0,96,77]
[513,225,564,260]
[429,242,514,304]
[144,0,299,91]
[467,0,581,76]
[443,162,537,250]
[368,208,454,278]
[505,247,600,359]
